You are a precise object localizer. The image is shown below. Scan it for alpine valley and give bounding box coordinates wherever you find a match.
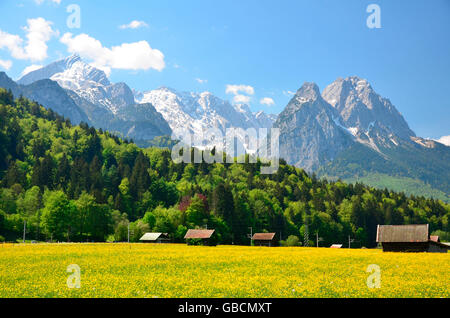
[1,56,449,201]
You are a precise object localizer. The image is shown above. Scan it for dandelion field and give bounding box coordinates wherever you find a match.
[0,244,448,298]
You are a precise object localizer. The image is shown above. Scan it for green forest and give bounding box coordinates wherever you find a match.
[0,88,449,247]
[318,141,450,202]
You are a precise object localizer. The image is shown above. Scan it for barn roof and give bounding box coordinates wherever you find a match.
[376,224,429,243]
[330,244,343,248]
[184,229,215,239]
[252,233,276,241]
[140,233,164,241]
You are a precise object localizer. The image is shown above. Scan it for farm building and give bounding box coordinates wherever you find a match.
[252,233,276,247]
[184,229,216,246]
[139,233,170,243]
[330,244,343,249]
[376,224,449,253]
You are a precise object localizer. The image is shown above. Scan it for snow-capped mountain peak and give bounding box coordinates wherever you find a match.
[18,54,81,86]
[135,87,277,149]
[20,55,133,114]
[322,76,415,141]
[50,58,111,90]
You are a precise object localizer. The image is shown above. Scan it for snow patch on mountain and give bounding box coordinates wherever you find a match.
[435,135,450,147]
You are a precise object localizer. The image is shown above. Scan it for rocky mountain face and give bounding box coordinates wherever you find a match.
[113,103,172,142]
[274,82,354,171]
[255,111,278,129]
[0,72,89,124]
[322,77,415,147]
[276,77,422,171]
[276,77,450,198]
[136,87,276,149]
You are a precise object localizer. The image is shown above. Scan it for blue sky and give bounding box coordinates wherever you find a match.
[0,0,449,139]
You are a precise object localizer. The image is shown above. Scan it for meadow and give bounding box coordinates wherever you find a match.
[0,243,448,298]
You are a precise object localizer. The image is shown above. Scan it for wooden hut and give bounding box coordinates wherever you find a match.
[139,233,170,243]
[184,229,216,246]
[252,233,276,247]
[376,224,449,253]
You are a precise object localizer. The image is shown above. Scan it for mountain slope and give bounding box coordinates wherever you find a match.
[274,82,354,171]
[19,55,134,114]
[0,72,89,125]
[113,103,172,142]
[322,77,415,141]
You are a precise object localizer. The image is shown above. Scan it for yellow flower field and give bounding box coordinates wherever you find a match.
[0,243,448,298]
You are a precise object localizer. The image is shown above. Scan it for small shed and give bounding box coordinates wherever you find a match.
[376,224,449,253]
[184,229,216,246]
[252,233,276,247]
[330,244,343,249]
[139,233,170,243]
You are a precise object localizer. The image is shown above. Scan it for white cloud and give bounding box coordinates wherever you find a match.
[233,94,251,104]
[195,78,207,84]
[226,84,255,96]
[0,18,57,62]
[226,84,254,104]
[435,135,450,146]
[0,59,12,70]
[119,20,149,30]
[283,90,296,96]
[20,64,43,77]
[260,97,275,106]
[60,32,165,73]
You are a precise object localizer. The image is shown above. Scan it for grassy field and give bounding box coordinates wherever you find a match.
[0,243,448,298]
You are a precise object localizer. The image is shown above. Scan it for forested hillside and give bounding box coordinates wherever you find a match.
[0,88,449,247]
[317,142,450,202]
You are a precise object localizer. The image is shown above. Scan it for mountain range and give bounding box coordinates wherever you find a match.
[0,55,448,201]
[13,55,276,148]
[136,87,276,150]
[13,55,171,143]
[137,87,276,135]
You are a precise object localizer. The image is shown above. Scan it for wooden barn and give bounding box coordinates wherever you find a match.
[184,229,216,246]
[139,233,170,243]
[252,233,276,247]
[376,224,449,253]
